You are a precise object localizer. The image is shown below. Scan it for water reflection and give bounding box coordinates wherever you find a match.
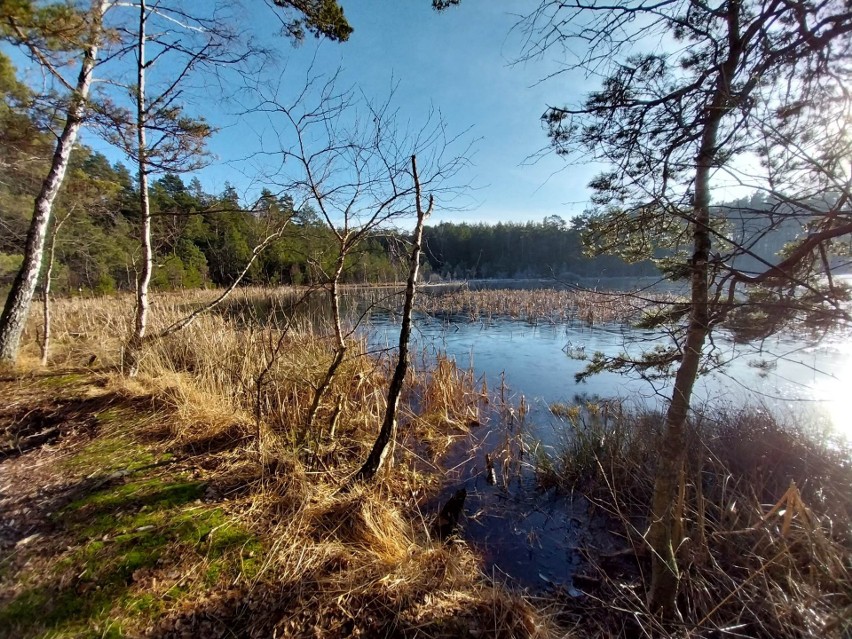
[809,340,852,440]
[366,311,852,442]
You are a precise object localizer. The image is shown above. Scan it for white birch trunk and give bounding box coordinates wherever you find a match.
[0,0,108,364]
[126,0,151,376]
[39,212,71,367]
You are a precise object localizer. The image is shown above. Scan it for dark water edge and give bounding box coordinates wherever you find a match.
[425,410,627,593]
[383,312,850,591]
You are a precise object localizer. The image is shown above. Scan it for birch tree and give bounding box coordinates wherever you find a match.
[96,0,229,374]
[0,0,112,364]
[0,0,352,366]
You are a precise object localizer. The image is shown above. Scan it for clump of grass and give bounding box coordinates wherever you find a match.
[538,402,852,638]
[421,354,481,427]
[419,287,673,325]
[548,402,579,420]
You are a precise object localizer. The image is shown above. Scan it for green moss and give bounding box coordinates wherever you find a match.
[59,412,158,476]
[38,372,87,388]
[204,562,223,585]
[0,585,123,639]
[3,504,263,637]
[3,388,266,639]
[66,477,205,515]
[124,592,162,617]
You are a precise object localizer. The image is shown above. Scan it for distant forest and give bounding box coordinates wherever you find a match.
[2,145,824,294]
[2,144,825,294]
[1,146,410,294]
[422,217,658,280]
[1,148,661,294]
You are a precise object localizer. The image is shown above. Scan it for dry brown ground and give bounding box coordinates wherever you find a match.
[0,369,565,639]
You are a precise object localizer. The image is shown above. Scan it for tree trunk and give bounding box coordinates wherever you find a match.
[0,1,107,365]
[39,212,71,367]
[306,251,347,431]
[353,155,433,483]
[646,1,742,615]
[126,0,151,377]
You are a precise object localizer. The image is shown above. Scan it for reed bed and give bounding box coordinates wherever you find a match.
[538,400,852,638]
[418,287,671,325]
[13,285,847,637]
[7,287,566,638]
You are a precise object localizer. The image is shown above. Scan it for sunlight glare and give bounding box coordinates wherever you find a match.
[812,344,852,442]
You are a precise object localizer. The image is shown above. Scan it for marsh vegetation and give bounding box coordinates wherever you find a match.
[2,285,849,638]
[2,0,851,636]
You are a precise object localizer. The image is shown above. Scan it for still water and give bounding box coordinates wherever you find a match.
[364,309,851,589]
[368,312,852,441]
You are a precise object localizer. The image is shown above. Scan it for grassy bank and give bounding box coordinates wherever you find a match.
[1,289,561,638]
[539,399,852,638]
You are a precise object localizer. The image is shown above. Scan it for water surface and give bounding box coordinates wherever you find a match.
[364,309,850,589]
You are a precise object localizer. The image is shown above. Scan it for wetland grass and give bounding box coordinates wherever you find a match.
[1,287,565,638]
[538,400,851,638]
[418,286,672,325]
[6,285,848,637]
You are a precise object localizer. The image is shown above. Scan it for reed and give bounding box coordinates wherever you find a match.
[419,287,672,325]
[538,401,852,638]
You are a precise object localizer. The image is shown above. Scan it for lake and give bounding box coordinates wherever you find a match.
[366,311,852,442]
[361,304,851,590]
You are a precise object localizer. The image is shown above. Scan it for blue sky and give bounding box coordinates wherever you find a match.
[5,1,759,225]
[77,0,601,225]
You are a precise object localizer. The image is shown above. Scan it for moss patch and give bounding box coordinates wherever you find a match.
[2,399,263,639]
[58,406,165,476]
[3,472,263,639]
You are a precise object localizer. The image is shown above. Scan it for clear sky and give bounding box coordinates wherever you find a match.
[5,1,759,225]
[73,0,602,225]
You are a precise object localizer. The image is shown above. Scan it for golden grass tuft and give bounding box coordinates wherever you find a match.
[306,486,413,563]
[538,401,852,638]
[7,286,569,638]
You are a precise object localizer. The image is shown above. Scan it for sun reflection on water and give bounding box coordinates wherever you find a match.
[811,342,852,442]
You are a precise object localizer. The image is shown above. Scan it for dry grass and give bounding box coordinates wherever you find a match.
[538,401,852,638]
[418,287,671,325]
[2,287,568,638]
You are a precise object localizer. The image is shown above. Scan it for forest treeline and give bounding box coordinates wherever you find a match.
[0,101,656,295]
[0,148,411,294]
[0,143,819,295]
[0,145,656,294]
[422,217,657,280]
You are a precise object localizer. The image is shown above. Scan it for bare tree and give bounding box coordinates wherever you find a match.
[353,154,433,483]
[0,0,353,367]
[96,1,324,374]
[252,70,470,433]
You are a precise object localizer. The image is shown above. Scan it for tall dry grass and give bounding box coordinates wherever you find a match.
[538,400,852,638]
[418,287,673,325]
[14,286,567,638]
